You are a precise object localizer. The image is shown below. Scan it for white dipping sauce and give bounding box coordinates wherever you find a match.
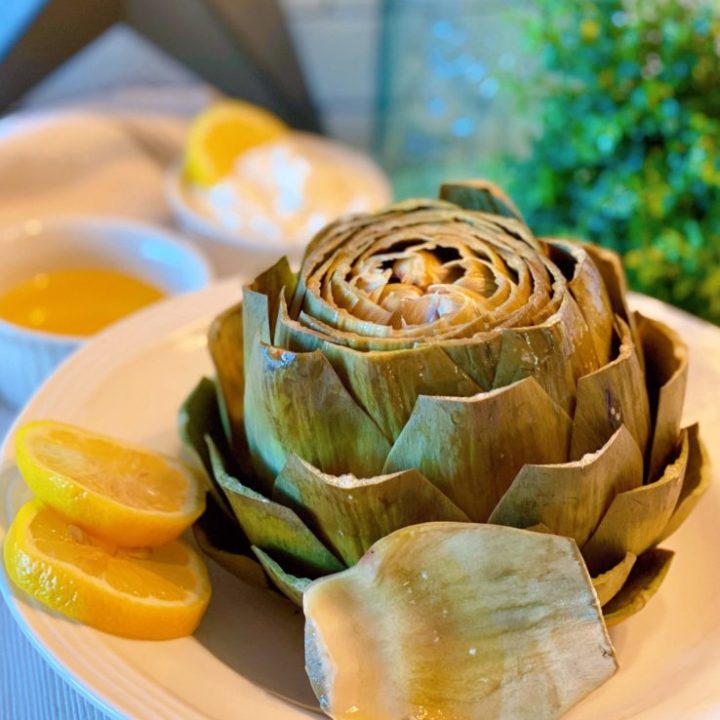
[188,135,389,246]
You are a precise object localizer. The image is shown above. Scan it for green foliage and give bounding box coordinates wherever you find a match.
[508,0,720,323]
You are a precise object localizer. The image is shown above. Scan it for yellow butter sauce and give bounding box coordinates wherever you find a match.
[0,268,165,336]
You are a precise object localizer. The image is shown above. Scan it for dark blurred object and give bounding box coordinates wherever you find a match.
[0,0,320,130]
[507,0,720,324]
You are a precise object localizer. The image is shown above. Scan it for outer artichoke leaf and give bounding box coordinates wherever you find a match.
[570,317,651,460]
[604,548,675,627]
[489,425,643,546]
[244,339,391,485]
[207,438,344,577]
[439,179,526,224]
[178,376,235,516]
[304,523,617,720]
[548,240,613,367]
[384,377,572,522]
[208,302,255,469]
[442,330,503,390]
[657,423,711,542]
[491,295,579,413]
[580,241,642,364]
[193,495,268,589]
[638,313,689,481]
[319,343,481,442]
[581,429,689,575]
[592,552,637,607]
[273,454,469,565]
[252,546,311,606]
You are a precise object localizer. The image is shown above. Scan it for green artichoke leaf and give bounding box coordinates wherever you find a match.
[657,423,711,542]
[581,429,689,574]
[244,338,391,485]
[570,317,651,460]
[489,425,643,546]
[548,240,613,367]
[304,523,617,720]
[192,495,268,589]
[252,546,311,606]
[580,241,642,367]
[638,313,689,481]
[178,376,235,516]
[603,549,675,627]
[491,294,583,413]
[384,377,572,522]
[592,552,637,607]
[441,331,503,391]
[273,454,469,565]
[207,438,344,577]
[439,179,526,224]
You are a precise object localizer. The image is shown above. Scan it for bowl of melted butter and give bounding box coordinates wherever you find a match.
[0,217,212,408]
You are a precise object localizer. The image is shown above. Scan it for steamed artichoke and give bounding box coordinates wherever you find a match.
[180,179,709,627]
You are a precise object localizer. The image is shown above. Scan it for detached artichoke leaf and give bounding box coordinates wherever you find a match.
[193,495,268,589]
[384,377,572,522]
[592,552,637,607]
[304,523,617,720]
[581,429,689,575]
[252,546,311,606]
[439,179,526,224]
[658,423,711,542]
[570,317,651,460]
[273,455,469,565]
[638,313,689,481]
[178,376,235,517]
[604,549,675,627]
[207,438,344,577]
[244,339,391,485]
[548,240,613,367]
[489,425,643,546]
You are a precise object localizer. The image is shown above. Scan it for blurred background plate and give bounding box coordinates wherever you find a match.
[0,284,719,720]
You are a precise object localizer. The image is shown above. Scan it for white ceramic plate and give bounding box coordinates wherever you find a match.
[1,284,719,720]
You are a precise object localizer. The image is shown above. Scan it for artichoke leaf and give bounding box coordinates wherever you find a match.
[244,339,391,486]
[592,552,637,607]
[570,317,651,460]
[273,454,469,565]
[638,313,689,481]
[439,179,526,224]
[548,240,613,367]
[604,549,675,627]
[441,330,504,390]
[192,496,268,589]
[304,523,617,720]
[657,423,711,542]
[208,302,255,471]
[178,377,235,517]
[252,546,311,606]
[207,438,344,577]
[489,425,643,546]
[580,241,641,363]
[384,377,572,522]
[581,429,689,574]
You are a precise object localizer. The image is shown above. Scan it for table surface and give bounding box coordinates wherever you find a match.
[1,297,719,720]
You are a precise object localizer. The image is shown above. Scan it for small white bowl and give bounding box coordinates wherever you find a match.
[166,132,393,278]
[0,216,213,409]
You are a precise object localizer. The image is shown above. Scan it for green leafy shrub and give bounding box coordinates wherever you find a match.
[508,0,720,323]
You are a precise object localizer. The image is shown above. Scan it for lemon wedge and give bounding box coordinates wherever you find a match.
[4,501,211,639]
[184,99,288,186]
[16,421,205,547]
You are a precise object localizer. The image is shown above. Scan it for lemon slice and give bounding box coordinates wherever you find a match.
[184,99,288,186]
[3,501,211,639]
[16,421,205,547]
